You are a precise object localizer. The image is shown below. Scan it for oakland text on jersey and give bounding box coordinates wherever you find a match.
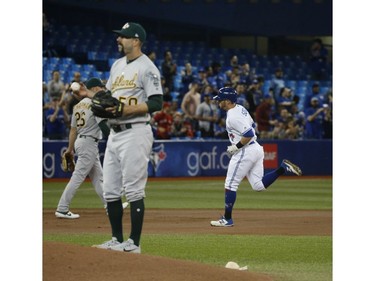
[112,73,138,92]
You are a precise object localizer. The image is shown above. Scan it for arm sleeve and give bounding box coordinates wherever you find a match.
[146,95,163,114]
[98,119,110,138]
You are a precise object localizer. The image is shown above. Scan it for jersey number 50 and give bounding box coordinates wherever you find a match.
[119,97,138,105]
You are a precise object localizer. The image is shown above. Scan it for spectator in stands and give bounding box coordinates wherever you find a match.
[170,111,194,139]
[196,67,210,88]
[225,55,240,80]
[255,94,277,139]
[47,70,65,101]
[322,91,332,139]
[228,65,241,86]
[245,78,263,117]
[277,87,294,112]
[269,119,286,140]
[148,50,157,65]
[285,117,303,140]
[161,50,177,92]
[181,81,201,132]
[181,81,201,119]
[207,62,227,91]
[180,62,197,94]
[195,93,218,138]
[304,97,325,139]
[161,76,173,103]
[309,38,328,80]
[43,82,51,138]
[214,116,227,139]
[230,55,239,68]
[290,103,306,129]
[270,68,285,102]
[235,82,250,111]
[240,62,256,85]
[304,83,325,109]
[150,102,174,140]
[44,96,70,140]
[43,82,50,109]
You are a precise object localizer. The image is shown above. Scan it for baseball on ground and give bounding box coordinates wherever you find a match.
[71,82,81,92]
[225,261,248,271]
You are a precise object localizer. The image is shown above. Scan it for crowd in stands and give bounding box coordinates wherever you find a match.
[42,17,332,141]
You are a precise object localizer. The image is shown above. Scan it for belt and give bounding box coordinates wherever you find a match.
[78,135,99,142]
[111,122,149,133]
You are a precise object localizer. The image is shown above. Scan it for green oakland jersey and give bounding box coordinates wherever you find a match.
[71,97,103,139]
[106,54,163,125]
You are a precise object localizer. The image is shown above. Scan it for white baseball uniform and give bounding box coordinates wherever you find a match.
[56,97,106,213]
[104,54,163,203]
[225,104,266,192]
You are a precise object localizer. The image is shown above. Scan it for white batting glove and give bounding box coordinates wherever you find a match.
[227,144,239,155]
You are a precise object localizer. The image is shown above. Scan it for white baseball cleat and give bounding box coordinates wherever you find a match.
[92,237,121,249]
[210,216,234,227]
[282,159,302,176]
[110,238,141,254]
[55,210,80,219]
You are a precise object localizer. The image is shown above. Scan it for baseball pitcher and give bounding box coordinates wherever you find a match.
[79,22,163,253]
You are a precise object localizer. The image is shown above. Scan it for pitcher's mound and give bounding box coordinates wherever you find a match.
[44,241,273,281]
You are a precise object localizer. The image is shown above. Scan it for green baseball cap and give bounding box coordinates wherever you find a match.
[84,77,105,89]
[113,22,146,42]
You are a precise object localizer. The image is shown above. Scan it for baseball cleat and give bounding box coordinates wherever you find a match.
[281,159,302,176]
[110,238,141,254]
[92,237,121,249]
[55,210,80,219]
[210,216,234,227]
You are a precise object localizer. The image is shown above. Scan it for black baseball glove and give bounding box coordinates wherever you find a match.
[91,90,124,118]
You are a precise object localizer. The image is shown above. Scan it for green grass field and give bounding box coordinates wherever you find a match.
[43,177,332,281]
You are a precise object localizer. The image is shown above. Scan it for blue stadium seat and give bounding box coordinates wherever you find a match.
[83,64,96,72]
[285,80,297,90]
[61,57,74,65]
[70,64,83,72]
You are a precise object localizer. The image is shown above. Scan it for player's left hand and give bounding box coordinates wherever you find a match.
[227,144,239,155]
[91,91,124,118]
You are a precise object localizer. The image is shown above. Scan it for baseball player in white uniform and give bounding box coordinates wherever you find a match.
[55,78,110,219]
[210,87,302,227]
[76,22,164,253]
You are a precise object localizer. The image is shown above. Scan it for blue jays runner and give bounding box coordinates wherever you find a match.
[210,87,302,227]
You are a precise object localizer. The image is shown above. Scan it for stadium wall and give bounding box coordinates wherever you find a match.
[43,139,332,178]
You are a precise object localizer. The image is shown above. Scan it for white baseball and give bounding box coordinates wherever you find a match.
[225,262,240,269]
[71,82,80,92]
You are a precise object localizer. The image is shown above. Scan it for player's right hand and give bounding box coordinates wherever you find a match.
[227,145,239,155]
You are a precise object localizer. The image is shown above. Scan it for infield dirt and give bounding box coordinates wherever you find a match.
[43,209,331,281]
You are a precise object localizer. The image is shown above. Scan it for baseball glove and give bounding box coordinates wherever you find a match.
[62,152,75,173]
[91,90,124,118]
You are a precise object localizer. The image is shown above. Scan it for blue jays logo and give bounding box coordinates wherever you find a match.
[149,143,167,172]
[229,133,235,142]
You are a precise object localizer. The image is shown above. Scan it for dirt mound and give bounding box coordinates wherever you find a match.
[44,241,273,281]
